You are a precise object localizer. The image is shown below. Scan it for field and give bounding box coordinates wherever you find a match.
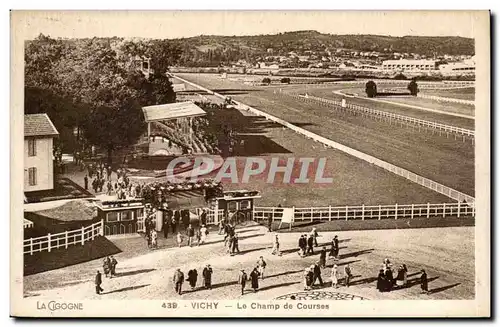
[421,87,475,101]
[304,87,474,129]
[24,224,475,300]
[176,73,475,196]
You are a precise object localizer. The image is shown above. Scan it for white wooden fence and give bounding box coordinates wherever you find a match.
[282,92,475,139]
[24,220,104,255]
[171,74,475,205]
[253,202,475,222]
[418,94,474,106]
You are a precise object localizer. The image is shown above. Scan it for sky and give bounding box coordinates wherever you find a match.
[12,10,482,40]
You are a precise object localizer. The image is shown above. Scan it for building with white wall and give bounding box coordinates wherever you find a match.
[382,59,437,72]
[24,114,59,192]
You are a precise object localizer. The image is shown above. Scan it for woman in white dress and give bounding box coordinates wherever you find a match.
[200,225,208,245]
[331,264,339,289]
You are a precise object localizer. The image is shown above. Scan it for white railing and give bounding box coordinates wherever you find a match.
[253,202,475,222]
[418,94,474,106]
[283,92,475,139]
[171,74,475,205]
[24,220,104,255]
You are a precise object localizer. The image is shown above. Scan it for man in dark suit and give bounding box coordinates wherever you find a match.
[95,271,103,295]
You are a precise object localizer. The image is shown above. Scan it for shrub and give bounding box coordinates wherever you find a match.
[262,77,271,85]
[280,77,291,84]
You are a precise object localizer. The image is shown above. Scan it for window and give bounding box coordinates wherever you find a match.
[107,212,118,222]
[28,139,36,157]
[28,167,37,186]
[136,209,143,219]
[240,200,251,210]
[120,211,133,221]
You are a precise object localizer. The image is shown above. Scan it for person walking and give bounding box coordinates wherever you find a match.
[199,225,208,245]
[238,269,248,295]
[331,264,339,289]
[103,257,111,278]
[312,263,324,288]
[319,247,327,268]
[310,228,319,247]
[176,232,184,248]
[329,235,339,260]
[271,233,280,255]
[95,270,104,295]
[250,267,260,292]
[186,224,195,247]
[173,269,184,295]
[396,265,407,289]
[306,234,314,255]
[344,263,353,287]
[267,214,273,232]
[420,269,428,294]
[384,266,394,292]
[218,220,225,235]
[202,264,213,289]
[298,234,307,257]
[377,269,387,292]
[232,233,240,254]
[84,175,88,190]
[163,213,170,239]
[151,229,158,249]
[200,209,207,226]
[187,269,198,290]
[257,256,267,279]
[110,256,118,277]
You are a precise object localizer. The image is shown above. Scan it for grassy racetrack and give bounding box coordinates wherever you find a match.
[176,73,475,197]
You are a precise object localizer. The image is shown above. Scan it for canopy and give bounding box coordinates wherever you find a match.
[142,102,206,122]
[23,218,34,229]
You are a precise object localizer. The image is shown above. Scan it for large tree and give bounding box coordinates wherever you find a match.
[365,80,377,98]
[408,79,419,96]
[25,35,177,162]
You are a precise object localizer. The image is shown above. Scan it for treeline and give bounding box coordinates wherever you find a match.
[170,30,474,66]
[25,34,178,161]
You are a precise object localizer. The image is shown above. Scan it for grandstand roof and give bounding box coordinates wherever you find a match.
[142,102,206,122]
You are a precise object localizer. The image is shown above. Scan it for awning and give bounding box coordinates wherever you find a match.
[164,190,207,210]
[142,102,206,122]
[23,218,34,229]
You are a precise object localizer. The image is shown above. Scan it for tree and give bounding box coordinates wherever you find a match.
[262,77,271,85]
[365,80,377,98]
[407,79,419,96]
[82,98,145,165]
[280,77,291,84]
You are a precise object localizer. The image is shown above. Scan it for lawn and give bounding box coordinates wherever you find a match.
[421,87,475,101]
[176,73,474,197]
[305,87,475,129]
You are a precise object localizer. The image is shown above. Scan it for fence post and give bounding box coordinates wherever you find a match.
[457,201,461,217]
[442,203,446,217]
[394,204,398,220]
[47,233,51,252]
[345,205,349,221]
[100,219,105,236]
[427,203,430,218]
[362,204,365,220]
[328,205,332,221]
[472,203,475,217]
[311,207,313,222]
[378,205,381,220]
[81,226,85,245]
[65,231,68,249]
[30,238,33,255]
[411,204,414,219]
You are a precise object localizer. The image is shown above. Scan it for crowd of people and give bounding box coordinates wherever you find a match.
[93,221,430,297]
[83,162,144,200]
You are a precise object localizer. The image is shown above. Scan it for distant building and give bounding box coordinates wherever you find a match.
[382,59,437,72]
[438,62,475,76]
[24,114,59,192]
